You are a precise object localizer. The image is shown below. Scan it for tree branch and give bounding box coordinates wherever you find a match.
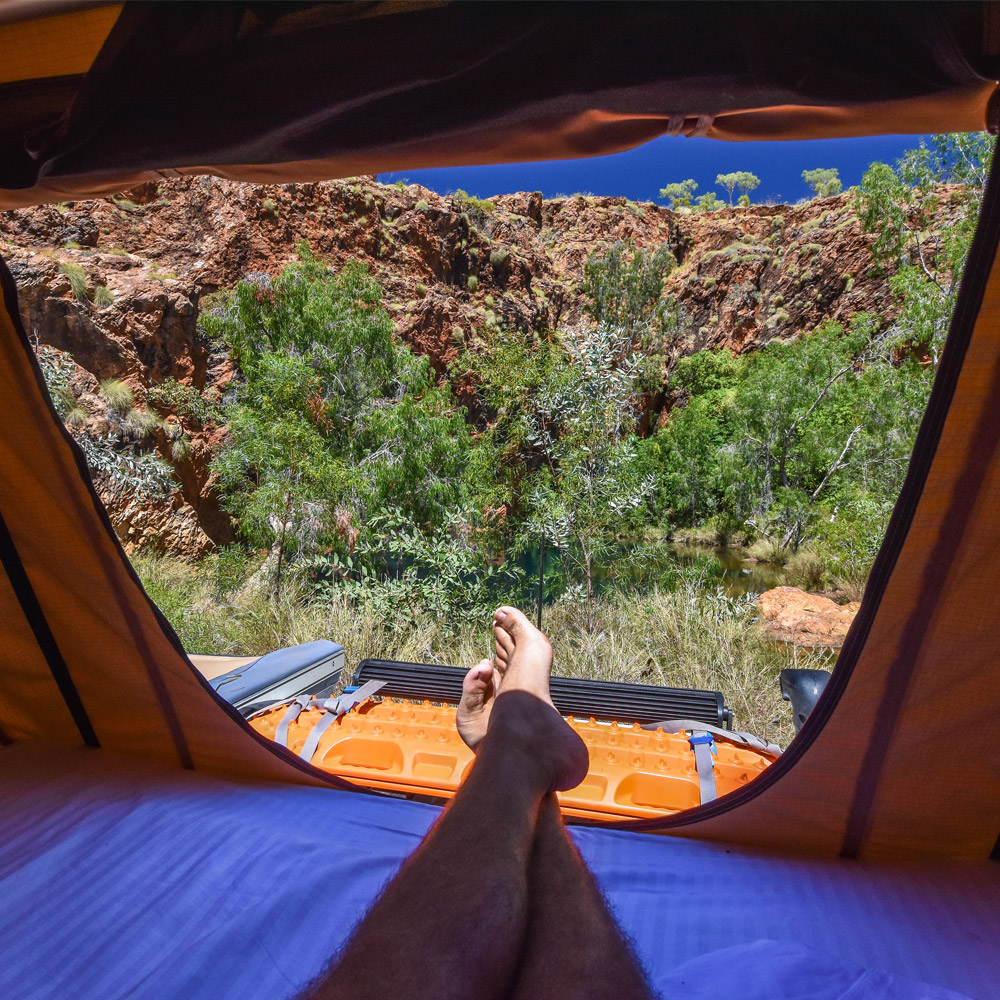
[810,424,863,503]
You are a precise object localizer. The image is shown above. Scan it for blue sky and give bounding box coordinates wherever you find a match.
[378,134,928,205]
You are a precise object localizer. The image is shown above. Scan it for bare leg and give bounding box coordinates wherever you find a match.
[509,795,656,1000]
[302,609,588,1000]
[458,608,656,1000]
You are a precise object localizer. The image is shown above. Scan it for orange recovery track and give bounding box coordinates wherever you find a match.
[250,699,775,821]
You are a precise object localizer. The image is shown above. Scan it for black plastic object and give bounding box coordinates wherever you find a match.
[779,668,832,732]
[353,659,733,729]
[211,640,344,718]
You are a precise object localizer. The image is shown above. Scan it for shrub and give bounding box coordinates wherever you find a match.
[99,379,134,415]
[92,285,115,307]
[489,248,508,268]
[147,377,221,425]
[451,189,494,217]
[59,262,89,302]
[261,198,278,216]
[415,199,430,213]
[415,282,427,296]
[467,274,479,292]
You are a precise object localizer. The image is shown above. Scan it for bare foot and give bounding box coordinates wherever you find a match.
[456,658,500,751]
[483,606,589,793]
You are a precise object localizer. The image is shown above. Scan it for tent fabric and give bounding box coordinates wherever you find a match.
[0,2,997,209]
[628,143,1000,860]
[1,0,1000,863]
[2,742,998,1000]
[0,258,358,790]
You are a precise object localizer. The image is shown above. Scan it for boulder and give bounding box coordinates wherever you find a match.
[756,586,860,648]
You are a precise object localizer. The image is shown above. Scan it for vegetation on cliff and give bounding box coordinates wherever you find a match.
[20,133,995,739]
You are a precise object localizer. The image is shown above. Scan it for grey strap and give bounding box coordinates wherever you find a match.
[641,719,782,757]
[298,702,340,762]
[297,680,387,763]
[688,730,718,804]
[274,695,311,748]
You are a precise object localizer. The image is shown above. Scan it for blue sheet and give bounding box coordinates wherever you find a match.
[1,744,996,999]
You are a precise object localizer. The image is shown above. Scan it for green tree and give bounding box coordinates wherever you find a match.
[582,240,676,339]
[207,247,474,591]
[855,132,994,367]
[519,324,651,625]
[802,168,842,197]
[659,178,697,209]
[716,171,760,206]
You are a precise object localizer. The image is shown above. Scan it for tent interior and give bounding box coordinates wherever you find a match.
[1,2,999,996]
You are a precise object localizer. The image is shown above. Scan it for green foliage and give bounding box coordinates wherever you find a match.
[659,179,697,209]
[37,345,172,501]
[99,379,134,415]
[59,262,89,302]
[802,168,842,197]
[467,274,479,292]
[207,246,476,590]
[415,199,430,213]
[716,171,760,206]
[261,198,278,216]
[451,189,494,217]
[693,192,725,213]
[581,240,676,339]
[644,316,932,554]
[855,132,994,366]
[489,248,508,268]
[147,377,221,426]
[465,319,653,628]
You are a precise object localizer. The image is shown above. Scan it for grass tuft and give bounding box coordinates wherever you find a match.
[59,262,89,302]
[99,378,134,415]
[126,407,161,438]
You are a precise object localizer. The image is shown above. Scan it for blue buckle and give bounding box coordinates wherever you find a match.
[688,733,718,755]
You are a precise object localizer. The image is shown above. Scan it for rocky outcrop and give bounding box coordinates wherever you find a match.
[0,176,914,554]
[756,586,860,648]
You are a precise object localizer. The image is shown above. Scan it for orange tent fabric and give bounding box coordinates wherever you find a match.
[1,1,1000,861]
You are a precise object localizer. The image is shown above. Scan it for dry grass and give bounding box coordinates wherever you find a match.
[135,553,832,747]
[783,548,826,590]
[745,537,789,563]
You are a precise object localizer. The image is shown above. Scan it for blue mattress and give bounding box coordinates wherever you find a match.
[1,743,996,999]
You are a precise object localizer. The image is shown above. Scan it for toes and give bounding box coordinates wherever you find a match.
[494,622,514,663]
[461,659,493,703]
[494,605,537,640]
